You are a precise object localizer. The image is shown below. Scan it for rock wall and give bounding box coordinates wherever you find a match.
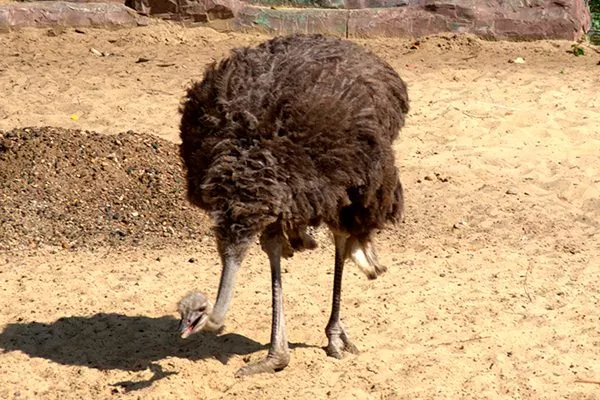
[140,0,591,40]
[0,0,591,40]
[0,2,147,29]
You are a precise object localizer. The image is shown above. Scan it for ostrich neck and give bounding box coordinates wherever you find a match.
[209,251,242,328]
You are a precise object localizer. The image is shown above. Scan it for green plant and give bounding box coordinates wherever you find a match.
[590,0,600,31]
[571,43,585,56]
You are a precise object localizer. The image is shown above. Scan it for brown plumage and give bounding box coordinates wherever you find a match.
[178,34,409,376]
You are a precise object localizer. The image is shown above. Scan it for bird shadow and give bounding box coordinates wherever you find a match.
[0,313,315,392]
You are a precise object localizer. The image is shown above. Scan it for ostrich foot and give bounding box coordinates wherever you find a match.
[326,321,359,359]
[235,351,290,377]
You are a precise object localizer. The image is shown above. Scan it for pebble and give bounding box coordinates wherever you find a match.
[90,48,103,57]
[453,221,467,229]
[435,172,450,182]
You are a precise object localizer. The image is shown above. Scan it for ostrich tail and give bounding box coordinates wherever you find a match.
[346,236,387,280]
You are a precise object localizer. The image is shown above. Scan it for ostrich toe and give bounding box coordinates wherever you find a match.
[325,320,359,359]
[235,351,290,377]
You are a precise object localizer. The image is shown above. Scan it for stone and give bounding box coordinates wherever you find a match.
[231,0,590,41]
[126,0,175,15]
[243,0,346,8]
[242,0,408,8]
[19,0,125,2]
[234,5,348,37]
[186,0,240,19]
[347,0,590,40]
[344,0,408,9]
[0,2,147,29]
[125,0,241,20]
[0,0,590,41]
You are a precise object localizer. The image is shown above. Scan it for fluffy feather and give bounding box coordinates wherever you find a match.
[179,34,408,275]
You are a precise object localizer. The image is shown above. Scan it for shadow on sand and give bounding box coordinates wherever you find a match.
[0,313,314,391]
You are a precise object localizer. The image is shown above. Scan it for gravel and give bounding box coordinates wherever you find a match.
[0,127,211,251]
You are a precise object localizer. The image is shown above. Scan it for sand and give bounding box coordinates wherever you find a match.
[0,21,599,399]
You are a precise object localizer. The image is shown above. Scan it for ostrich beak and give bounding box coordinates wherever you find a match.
[179,311,209,339]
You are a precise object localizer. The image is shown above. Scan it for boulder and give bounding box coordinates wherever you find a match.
[0,1,146,29]
[347,0,591,40]
[242,0,407,8]
[180,0,240,19]
[234,5,347,36]
[125,0,241,20]
[0,0,590,40]
[233,0,590,40]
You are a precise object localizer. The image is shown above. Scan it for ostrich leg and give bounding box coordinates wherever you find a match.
[325,233,359,358]
[235,225,290,377]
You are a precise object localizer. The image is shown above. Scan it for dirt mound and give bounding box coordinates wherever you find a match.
[0,127,211,251]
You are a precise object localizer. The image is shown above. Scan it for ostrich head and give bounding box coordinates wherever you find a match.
[177,291,213,338]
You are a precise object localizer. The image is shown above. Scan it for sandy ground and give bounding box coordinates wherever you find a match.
[1,22,600,399]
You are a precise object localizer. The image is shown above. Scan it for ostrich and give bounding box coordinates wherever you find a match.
[177,33,409,377]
